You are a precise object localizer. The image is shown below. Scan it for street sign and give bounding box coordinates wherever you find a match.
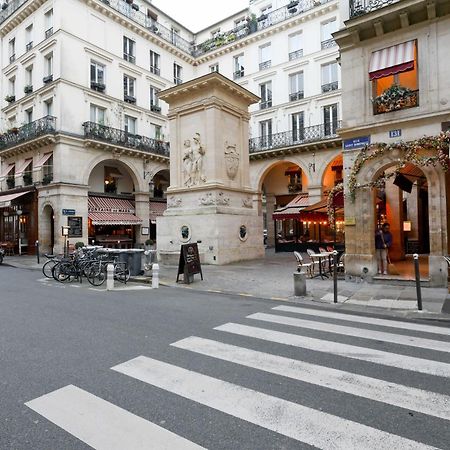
[343,136,370,150]
[62,209,76,215]
[389,129,401,138]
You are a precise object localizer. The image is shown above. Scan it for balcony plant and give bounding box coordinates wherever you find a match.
[6,177,15,189]
[5,95,15,103]
[372,84,417,113]
[24,85,33,94]
[131,3,139,10]
[42,174,53,185]
[246,14,258,33]
[23,173,33,186]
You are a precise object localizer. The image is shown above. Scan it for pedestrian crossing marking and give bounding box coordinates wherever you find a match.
[25,385,205,450]
[112,356,436,450]
[171,336,450,421]
[273,305,450,336]
[247,312,450,353]
[215,323,450,378]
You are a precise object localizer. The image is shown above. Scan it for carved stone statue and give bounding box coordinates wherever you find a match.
[224,141,240,180]
[183,133,206,187]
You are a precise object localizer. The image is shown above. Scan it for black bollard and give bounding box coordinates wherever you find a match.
[333,250,338,304]
[413,253,422,311]
[35,240,40,264]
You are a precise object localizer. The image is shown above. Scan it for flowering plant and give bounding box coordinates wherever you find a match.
[372,84,417,112]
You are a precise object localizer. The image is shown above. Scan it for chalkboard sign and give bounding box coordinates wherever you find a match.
[68,216,83,238]
[176,243,203,284]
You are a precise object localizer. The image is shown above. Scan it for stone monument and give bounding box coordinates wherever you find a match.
[157,72,264,265]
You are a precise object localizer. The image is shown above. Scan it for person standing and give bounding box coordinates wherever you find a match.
[375,223,393,275]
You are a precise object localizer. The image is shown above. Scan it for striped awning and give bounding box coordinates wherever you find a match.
[369,40,415,81]
[149,200,166,220]
[273,194,309,220]
[0,163,15,178]
[88,196,142,225]
[34,152,53,169]
[15,159,32,177]
[0,190,33,208]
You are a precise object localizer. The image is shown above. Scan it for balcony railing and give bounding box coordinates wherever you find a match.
[0,116,56,152]
[259,60,271,71]
[150,66,160,76]
[289,91,304,102]
[321,81,339,93]
[83,122,170,157]
[45,27,53,39]
[289,49,303,61]
[321,38,337,49]
[233,70,245,80]
[349,0,402,18]
[249,121,341,153]
[260,100,272,110]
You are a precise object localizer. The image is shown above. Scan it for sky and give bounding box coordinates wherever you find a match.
[151,0,249,32]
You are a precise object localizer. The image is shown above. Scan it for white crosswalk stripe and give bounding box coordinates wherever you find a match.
[171,336,450,420]
[111,356,436,450]
[247,312,450,352]
[25,385,205,450]
[25,305,450,449]
[273,305,450,336]
[215,323,450,377]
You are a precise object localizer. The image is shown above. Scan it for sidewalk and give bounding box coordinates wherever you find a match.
[3,251,449,320]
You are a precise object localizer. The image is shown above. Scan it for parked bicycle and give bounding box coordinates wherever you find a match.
[87,257,130,286]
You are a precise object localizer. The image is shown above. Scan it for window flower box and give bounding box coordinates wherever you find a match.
[373,85,419,114]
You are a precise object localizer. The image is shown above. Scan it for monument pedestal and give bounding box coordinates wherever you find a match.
[157,73,264,265]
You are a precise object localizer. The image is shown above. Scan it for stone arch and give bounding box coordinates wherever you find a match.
[81,154,146,193]
[319,151,343,188]
[39,202,55,254]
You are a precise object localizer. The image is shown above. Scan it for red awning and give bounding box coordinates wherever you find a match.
[34,152,53,169]
[369,40,415,81]
[15,159,32,177]
[273,194,309,220]
[0,163,15,178]
[88,196,142,225]
[284,166,301,176]
[149,201,166,220]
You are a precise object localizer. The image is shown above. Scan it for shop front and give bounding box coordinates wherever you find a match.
[88,195,142,248]
[0,189,37,255]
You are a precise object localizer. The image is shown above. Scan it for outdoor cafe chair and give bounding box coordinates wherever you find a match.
[293,251,313,277]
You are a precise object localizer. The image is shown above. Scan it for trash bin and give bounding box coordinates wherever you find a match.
[128,249,144,276]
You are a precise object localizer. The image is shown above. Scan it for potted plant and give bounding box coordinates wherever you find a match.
[246,14,258,33]
[23,173,33,186]
[131,3,139,10]
[75,242,85,249]
[6,177,15,189]
[5,95,15,103]
[145,238,155,250]
[372,84,416,113]
[24,85,33,94]
[42,174,53,185]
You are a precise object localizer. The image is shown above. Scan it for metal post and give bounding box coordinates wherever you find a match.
[333,250,338,304]
[106,263,114,291]
[152,263,159,289]
[35,240,40,264]
[413,253,422,311]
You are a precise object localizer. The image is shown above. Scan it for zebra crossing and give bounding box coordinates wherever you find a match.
[25,304,450,449]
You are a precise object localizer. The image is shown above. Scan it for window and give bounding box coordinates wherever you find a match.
[44,9,53,38]
[150,50,160,75]
[259,44,271,70]
[26,108,33,124]
[211,28,221,38]
[234,17,246,29]
[124,115,136,134]
[123,37,136,63]
[8,38,15,62]
[123,75,136,102]
[44,53,53,82]
[210,63,219,73]
[323,104,338,136]
[90,104,106,125]
[171,27,179,45]
[25,66,33,93]
[150,86,161,112]
[259,119,272,147]
[233,54,244,79]
[288,33,303,60]
[8,77,15,96]
[90,61,105,91]
[45,99,53,116]
[260,81,272,109]
[153,124,162,140]
[25,24,33,51]
[291,112,304,142]
[370,40,418,114]
[321,62,338,92]
[321,18,337,49]
[173,63,182,85]
[289,72,304,101]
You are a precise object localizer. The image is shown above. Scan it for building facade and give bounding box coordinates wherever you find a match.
[335,0,450,286]
[0,0,343,256]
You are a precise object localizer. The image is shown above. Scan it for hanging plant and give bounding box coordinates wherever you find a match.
[347,131,450,201]
[327,183,344,229]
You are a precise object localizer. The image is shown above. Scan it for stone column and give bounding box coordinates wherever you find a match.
[307,184,323,205]
[265,193,276,247]
[134,192,150,246]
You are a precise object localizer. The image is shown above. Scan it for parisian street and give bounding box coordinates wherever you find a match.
[0,265,449,449]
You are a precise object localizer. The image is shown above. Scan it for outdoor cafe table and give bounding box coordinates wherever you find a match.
[309,252,333,279]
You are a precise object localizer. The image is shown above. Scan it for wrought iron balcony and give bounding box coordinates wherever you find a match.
[150,66,160,76]
[150,104,161,113]
[259,60,271,71]
[289,91,304,102]
[260,100,272,110]
[249,121,341,154]
[321,81,339,93]
[25,41,33,51]
[0,116,56,152]
[174,77,183,85]
[123,53,136,63]
[45,27,53,39]
[83,122,170,157]
[289,49,303,61]
[321,38,337,49]
[349,0,402,18]
[233,70,245,80]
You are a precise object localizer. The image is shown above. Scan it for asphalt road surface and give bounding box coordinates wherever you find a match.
[1,265,449,449]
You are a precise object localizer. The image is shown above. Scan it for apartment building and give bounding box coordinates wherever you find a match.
[0,0,343,255]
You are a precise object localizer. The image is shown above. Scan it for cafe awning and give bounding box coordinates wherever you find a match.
[0,190,33,208]
[149,200,166,220]
[272,194,309,220]
[369,40,415,81]
[88,196,142,225]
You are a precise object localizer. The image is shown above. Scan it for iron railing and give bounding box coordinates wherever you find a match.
[321,38,337,49]
[322,81,339,93]
[349,0,401,18]
[259,60,272,71]
[289,49,303,61]
[83,121,170,157]
[249,121,341,153]
[0,116,56,152]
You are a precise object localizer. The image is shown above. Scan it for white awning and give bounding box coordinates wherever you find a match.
[0,163,15,178]
[369,40,415,80]
[0,190,33,208]
[34,152,53,169]
[15,159,32,177]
